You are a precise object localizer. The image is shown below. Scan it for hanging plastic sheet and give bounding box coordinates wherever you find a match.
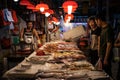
[9,22,14,30]
[0,10,10,26]
[11,10,18,23]
[3,8,14,22]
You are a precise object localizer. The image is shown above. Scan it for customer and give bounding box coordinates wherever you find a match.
[87,16,101,65]
[95,15,114,77]
[20,21,41,49]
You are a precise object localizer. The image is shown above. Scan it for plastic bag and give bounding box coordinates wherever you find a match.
[95,58,102,70]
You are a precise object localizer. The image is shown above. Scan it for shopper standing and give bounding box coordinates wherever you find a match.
[95,15,114,77]
[87,16,101,65]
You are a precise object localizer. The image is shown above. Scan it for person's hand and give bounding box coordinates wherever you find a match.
[20,38,24,41]
[103,58,108,65]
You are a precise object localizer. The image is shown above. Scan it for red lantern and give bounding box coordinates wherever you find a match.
[20,0,31,6]
[62,0,78,14]
[65,14,74,20]
[32,9,39,12]
[36,3,49,12]
[52,17,59,22]
[64,14,74,22]
[48,17,53,24]
[52,17,60,25]
[27,4,35,10]
[63,8,77,13]
[42,9,54,17]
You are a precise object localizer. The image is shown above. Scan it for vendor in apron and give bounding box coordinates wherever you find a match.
[20,21,41,50]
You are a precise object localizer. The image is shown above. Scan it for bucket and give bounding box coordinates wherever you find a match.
[12,36,19,44]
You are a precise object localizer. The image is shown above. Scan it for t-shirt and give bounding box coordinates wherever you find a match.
[99,24,114,59]
[90,27,101,50]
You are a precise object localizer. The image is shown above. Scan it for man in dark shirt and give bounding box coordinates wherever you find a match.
[87,16,101,65]
[95,15,114,77]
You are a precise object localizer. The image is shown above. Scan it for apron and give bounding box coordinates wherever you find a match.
[21,28,34,50]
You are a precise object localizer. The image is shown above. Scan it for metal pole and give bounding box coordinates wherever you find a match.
[45,17,49,42]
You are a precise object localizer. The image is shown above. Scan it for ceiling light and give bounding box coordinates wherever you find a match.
[68,6,72,14]
[62,0,78,14]
[40,7,44,12]
[13,0,19,2]
[20,0,31,6]
[42,9,54,17]
[45,12,50,17]
[65,14,74,20]
[36,3,49,12]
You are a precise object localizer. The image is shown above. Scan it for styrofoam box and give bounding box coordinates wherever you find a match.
[63,26,86,40]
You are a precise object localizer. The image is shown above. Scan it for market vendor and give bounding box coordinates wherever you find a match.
[20,21,41,50]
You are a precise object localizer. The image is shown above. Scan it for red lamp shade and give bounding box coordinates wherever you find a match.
[62,0,78,9]
[65,14,74,20]
[42,9,54,14]
[32,9,39,12]
[48,17,53,24]
[63,8,77,13]
[36,3,49,12]
[27,4,35,10]
[20,0,31,6]
[52,17,59,22]
[62,0,78,14]
[64,14,74,22]
[42,9,54,17]
[52,17,60,25]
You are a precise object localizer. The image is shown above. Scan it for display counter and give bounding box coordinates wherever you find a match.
[3,41,113,80]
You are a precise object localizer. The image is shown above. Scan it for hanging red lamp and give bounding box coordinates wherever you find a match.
[52,17,59,22]
[42,9,54,17]
[65,14,74,20]
[48,17,53,24]
[64,14,74,22]
[52,17,60,25]
[62,0,78,14]
[36,3,49,12]
[27,4,35,10]
[32,9,39,12]
[26,4,39,12]
[20,0,31,6]
[63,8,77,14]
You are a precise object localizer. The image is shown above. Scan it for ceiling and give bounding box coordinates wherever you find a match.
[0,0,120,21]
